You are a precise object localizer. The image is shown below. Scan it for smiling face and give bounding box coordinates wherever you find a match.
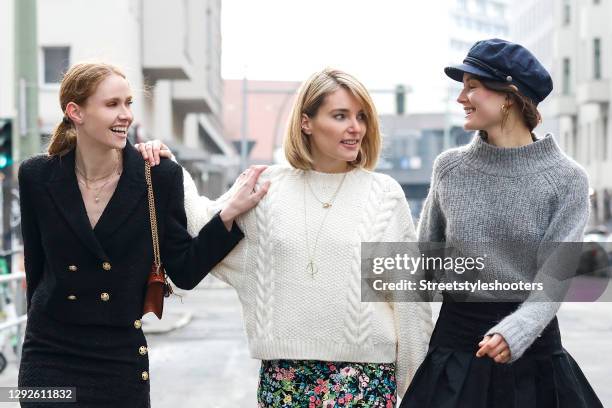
[457,73,507,132]
[301,87,367,172]
[68,74,133,150]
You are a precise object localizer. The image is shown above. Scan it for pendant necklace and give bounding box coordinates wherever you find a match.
[303,171,347,278]
[75,153,121,203]
[305,171,346,209]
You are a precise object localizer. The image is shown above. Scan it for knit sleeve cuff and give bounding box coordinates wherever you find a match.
[485,300,560,363]
[485,318,532,363]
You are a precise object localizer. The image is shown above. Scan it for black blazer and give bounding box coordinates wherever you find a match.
[18,142,243,326]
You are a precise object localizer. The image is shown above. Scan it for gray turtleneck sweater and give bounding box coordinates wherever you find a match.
[417,133,590,362]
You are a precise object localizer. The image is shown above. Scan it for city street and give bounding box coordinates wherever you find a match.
[1,0,612,407]
[0,281,610,407]
[147,285,612,407]
[147,283,260,407]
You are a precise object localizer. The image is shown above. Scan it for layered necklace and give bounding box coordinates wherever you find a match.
[303,171,348,278]
[75,152,122,203]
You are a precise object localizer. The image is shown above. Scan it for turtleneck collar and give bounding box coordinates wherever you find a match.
[461,133,566,177]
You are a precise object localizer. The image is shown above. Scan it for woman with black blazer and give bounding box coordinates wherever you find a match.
[17,62,269,407]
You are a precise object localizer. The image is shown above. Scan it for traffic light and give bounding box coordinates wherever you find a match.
[395,85,406,115]
[0,119,13,171]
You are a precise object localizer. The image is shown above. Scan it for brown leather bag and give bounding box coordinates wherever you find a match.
[142,162,173,319]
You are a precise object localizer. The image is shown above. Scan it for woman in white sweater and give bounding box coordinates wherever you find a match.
[140,68,432,407]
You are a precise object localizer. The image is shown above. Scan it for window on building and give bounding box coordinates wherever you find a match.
[562,57,571,95]
[563,0,571,25]
[42,47,70,84]
[594,38,602,79]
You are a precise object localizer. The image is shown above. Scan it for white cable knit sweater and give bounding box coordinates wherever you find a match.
[182,165,433,395]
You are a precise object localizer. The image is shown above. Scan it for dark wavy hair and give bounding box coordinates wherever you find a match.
[478,78,541,138]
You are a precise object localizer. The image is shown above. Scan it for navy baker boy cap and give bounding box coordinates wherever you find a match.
[444,38,553,105]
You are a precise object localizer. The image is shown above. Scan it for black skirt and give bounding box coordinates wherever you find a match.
[18,308,150,407]
[399,299,603,408]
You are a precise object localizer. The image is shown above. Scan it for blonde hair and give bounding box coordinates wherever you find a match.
[48,62,126,156]
[284,68,381,170]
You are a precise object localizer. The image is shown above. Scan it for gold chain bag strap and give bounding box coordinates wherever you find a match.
[142,161,173,319]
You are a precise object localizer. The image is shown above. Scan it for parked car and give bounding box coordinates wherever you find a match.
[578,226,612,278]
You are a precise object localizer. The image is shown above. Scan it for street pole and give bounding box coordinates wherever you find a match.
[240,76,248,171]
[11,0,39,319]
[14,0,40,162]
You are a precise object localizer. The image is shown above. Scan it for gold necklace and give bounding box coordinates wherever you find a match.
[303,171,347,278]
[75,165,117,183]
[76,172,120,203]
[305,171,347,209]
[75,153,122,203]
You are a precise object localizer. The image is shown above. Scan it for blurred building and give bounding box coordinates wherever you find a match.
[509,0,559,138]
[378,114,471,220]
[370,0,509,218]
[548,0,612,225]
[442,0,510,128]
[223,79,300,165]
[448,0,510,65]
[0,2,15,118]
[0,0,236,196]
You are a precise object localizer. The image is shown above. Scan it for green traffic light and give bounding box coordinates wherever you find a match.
[0,155,9,169]
[0,118,13,170]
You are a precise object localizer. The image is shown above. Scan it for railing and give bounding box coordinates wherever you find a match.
[0,248,27,366]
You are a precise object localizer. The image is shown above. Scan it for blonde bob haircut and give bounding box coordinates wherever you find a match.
[284,68,381,170]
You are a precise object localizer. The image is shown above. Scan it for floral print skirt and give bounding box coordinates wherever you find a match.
[257,359,397,408]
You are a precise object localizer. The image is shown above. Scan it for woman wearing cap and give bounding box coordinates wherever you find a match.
[399,39,602,407]
[139,68,433,407]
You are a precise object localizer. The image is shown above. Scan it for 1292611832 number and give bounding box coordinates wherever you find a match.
[0,387,76,402]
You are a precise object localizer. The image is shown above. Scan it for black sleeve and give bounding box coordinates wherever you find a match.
[160,166,244,289]
[18,163,45,310]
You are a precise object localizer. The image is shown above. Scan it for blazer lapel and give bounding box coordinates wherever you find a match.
[46,149,109,260]
[93,142,147,242]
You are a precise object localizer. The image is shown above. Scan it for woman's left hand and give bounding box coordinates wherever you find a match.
[476,333,511,364]
[134,140,175,165]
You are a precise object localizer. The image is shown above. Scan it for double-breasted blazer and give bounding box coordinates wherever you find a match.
[18,142,243,326]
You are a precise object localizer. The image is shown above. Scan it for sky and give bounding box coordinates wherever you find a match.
[220,0,456,114]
